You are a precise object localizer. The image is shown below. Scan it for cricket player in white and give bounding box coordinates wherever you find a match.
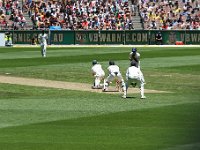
[91,60,105,88]
[124,61,146,99]
[39,30,48,57]
[103,61,126,97]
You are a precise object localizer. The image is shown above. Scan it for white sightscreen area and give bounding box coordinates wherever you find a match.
[0,33,5,46]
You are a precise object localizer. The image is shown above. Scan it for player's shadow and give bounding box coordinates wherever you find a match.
[103,90,119,92]
[125,96,137,99]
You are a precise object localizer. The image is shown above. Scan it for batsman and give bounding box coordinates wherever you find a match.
[129,48,145,83]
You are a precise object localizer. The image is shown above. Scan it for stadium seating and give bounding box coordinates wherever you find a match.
[1,0,200,30]
[139,0,200,30]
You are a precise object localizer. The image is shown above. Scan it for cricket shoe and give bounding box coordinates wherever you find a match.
[102,88,108,92]
[91,85,103,89]
[122,95,126,99]
[141,96,146,99]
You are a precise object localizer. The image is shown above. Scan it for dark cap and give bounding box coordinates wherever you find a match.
[132,48,137,52]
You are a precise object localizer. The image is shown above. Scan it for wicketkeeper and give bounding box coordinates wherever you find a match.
[123,61,146,99]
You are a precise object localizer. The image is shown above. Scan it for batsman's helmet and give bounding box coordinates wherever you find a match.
[130,61,137,67]
[92,60,98,65]
[132,48,137,53]
[109,60,115,65]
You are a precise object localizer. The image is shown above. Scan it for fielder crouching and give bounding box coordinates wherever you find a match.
[123,61,146,99]
[103,61,126,97]
[91,60,105,89]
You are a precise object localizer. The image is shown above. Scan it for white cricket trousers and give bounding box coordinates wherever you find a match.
[41,44,46,57]
[125,77,145,98]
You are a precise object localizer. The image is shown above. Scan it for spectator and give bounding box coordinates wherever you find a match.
[31,36,37,45]
[155,31,163,44]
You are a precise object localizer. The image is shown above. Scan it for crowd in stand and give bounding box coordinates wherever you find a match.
[139,0,200,30]
[0,0,135,30]
[0,0,200,30]
[23,0,135,30]
[0,0,27,29]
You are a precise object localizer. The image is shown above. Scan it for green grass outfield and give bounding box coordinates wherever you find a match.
[0,46,200,150]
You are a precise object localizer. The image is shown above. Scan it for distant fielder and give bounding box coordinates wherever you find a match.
[123,61,146,99]
[38,30,48,57]
[91,60,105,89]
